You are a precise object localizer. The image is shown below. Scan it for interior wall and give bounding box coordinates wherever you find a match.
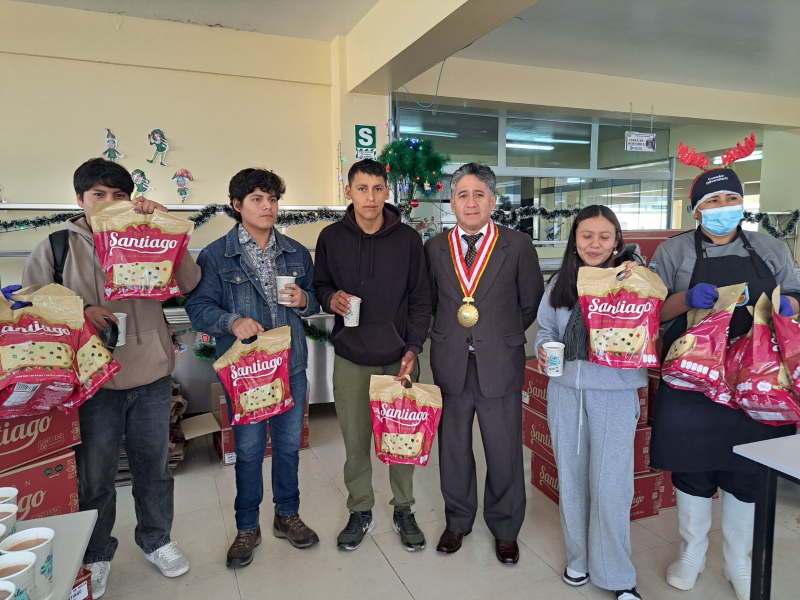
[0,0,356,284]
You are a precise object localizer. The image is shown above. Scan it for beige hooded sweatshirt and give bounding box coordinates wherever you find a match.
[22,215,201,390]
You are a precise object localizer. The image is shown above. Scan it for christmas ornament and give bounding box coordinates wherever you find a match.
[172,169,195,204]
[386,164,391,173]
[131,169,153,199]
[146,128,169,166]
[423,181,431,192]
[411,200,420,208]
[378,137,449,218]
[102,129,124,163]
[436,182,444,192]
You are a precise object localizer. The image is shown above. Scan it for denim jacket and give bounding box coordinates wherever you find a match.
[186,226,320,376]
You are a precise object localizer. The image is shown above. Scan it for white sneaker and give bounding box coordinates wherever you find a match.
[87,561,111,599]
[144,541,190,577]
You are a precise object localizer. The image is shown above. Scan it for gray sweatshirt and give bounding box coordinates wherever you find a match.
[534,274,648,391]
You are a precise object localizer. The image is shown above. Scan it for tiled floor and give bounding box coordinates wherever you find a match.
[104,383,800,599]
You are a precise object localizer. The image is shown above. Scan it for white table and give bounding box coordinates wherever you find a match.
[16,510,97,600]
[734,435,800,600]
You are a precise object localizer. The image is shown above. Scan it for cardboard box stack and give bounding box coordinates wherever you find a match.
[523,358,663,520]
[0,409,81,521]
[182,383,310,466]
[71,566,93,600]
[115,381,188,486]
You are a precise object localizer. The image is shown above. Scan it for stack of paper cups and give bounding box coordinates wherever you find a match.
[0,528,55,600]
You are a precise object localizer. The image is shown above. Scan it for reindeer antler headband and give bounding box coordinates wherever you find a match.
[678,133,757,172]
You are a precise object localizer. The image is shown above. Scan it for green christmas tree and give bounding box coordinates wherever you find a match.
[378,138,450,216]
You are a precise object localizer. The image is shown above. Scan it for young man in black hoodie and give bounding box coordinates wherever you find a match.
[314,159,432,552]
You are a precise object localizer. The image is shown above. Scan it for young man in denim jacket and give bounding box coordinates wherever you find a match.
[186,169,320,568]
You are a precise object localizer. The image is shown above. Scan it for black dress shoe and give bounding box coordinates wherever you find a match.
[436,529,471,553]
[495,539,519,564]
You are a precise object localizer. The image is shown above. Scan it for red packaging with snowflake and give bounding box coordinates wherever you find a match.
[213,326,294,426]
[735,293,800,425]
[772,287,800,398]
[370,375,442,466]
[662,284,745,399]
[577,265,668,369]
[0,286,84,417]
[91,201,193,301]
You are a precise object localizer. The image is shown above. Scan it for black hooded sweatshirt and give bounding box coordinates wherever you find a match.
[314,204,432,366]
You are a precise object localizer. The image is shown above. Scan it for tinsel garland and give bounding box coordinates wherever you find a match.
[0,203,344,233]
[194,343,217,361]
[742,210,800,240]
[303,319,334,346]
[2,204,798,240]
[491,206,583,228]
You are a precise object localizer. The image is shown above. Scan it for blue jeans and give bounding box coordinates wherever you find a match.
[76,376,173,563]
[229,370,307,531]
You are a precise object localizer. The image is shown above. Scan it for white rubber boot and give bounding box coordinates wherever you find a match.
[666,490,713,590]
[721,491,754,600]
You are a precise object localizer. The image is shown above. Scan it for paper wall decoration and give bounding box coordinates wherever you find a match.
[146,128,169,166]
[172,169,195,204]
[102,129,124,162]
[131,169,153,199]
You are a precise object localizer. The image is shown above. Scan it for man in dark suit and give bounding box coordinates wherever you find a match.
[424,163,544,564]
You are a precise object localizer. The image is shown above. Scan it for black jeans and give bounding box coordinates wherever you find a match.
[76,376,174,563]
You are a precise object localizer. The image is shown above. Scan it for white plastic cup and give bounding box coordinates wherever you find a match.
[275,276,296,306]
[0,580,15,600]
[542,342,566,377]
[114,312,127,347]
[0,527,54,599]
[343,296,361,327]
[0,507,16,543]
[0,551,36,600]
[0,490,16,507]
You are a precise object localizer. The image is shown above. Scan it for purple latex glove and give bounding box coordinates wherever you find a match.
[1,284,31,310]
[779,295,795,317]
[685,283,719,309]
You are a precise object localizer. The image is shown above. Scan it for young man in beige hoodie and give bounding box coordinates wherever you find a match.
[22,158,201,597]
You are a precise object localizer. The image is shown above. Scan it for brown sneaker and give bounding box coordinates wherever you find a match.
[226,526,261,568]
[273,513,320,549]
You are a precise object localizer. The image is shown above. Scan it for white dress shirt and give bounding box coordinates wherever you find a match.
[456,223,490,258]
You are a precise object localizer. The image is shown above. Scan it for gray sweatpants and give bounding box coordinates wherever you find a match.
[547,381,639,591]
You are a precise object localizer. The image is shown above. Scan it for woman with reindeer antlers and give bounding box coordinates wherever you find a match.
[648,134,800,600]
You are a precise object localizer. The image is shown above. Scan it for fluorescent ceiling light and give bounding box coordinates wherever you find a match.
[743,180,761,185]
[400,128,458,138]
[507,143,554,150]
[713,151,762,165]
[608,161,669,170]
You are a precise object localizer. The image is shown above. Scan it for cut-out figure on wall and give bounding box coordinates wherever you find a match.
[172,169,195,204]
[146,128,169,166]
[103,129,124,162]
[131,169,153,199]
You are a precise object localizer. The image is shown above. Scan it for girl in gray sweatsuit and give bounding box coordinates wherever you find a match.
[534,206,647,600]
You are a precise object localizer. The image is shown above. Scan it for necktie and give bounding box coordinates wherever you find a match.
[462,233,484,270]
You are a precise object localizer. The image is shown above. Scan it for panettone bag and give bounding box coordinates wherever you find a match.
[662,283,746,398]
[0,285,83,416]
[772,287,800,398]
[370,375,442,466]
[577,265,668,369]
[213,326,293,425]
[92,201,194,301]
[707,332,751,410]
[63,317,121,412]
[734,293,800,425]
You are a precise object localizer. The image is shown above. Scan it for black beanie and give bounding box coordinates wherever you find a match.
[690,168,743,210]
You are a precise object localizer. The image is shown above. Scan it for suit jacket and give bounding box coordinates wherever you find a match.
[424,225,544,398]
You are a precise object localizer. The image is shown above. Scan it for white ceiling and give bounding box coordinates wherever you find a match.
[456,0,800,97]
[15,0,381,41]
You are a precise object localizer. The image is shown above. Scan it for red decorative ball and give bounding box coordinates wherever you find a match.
[386,165,391,173]
[436,182,444,192]
[411,200,420,208]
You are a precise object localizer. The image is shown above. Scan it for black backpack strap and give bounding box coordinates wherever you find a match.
[48,230,70,285]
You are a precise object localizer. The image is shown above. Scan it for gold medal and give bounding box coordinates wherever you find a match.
[457,297,479,328]
[448,223,498,331]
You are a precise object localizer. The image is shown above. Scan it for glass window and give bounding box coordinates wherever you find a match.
[506,119,591,168]
[397,108,498,165]
[598,125,670,169]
